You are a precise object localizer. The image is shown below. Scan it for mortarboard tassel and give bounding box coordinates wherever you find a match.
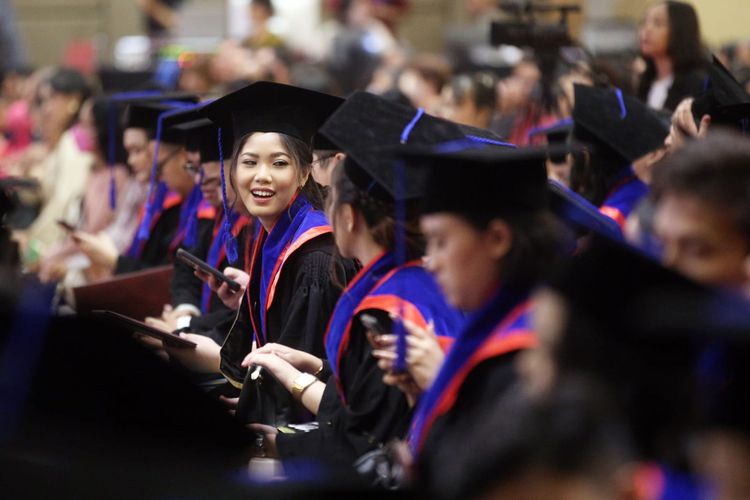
[107,103,118,210]
[182,170,204,249]
[615,88,628,119]
[393,107,425,373]
[217,127,238,264]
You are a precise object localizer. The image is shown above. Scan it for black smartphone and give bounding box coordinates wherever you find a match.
[175,248,242,292]
[360,313,390,335]
[57,219,76,232]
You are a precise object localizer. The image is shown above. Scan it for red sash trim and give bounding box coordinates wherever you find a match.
[416,300,537,452]
[599,205,626,229]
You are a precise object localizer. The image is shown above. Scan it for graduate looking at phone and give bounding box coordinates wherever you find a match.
[385,145,566,493]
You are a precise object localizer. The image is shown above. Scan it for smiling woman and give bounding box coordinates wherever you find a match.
[176,81,359,431]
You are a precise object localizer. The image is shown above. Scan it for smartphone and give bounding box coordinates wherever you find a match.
[57,219,76,232]
[360,313,390,335]
[175,248,242,292]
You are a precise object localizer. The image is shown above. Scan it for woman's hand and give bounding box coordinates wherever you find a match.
[250,343,323,374]
[195,266,248,311]
[72,231,118,271]
[247,423,279,458]
[241,351,299,388]
[669,97,711,151]
[372,319,444,391]
[164,333,222,373]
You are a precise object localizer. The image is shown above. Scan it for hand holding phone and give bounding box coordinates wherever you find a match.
[176,248,241,292]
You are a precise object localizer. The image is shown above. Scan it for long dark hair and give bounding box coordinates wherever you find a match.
[328,161,425,262]
[637,1,705,102]
[569,126,630,207]
[229,131,325,214]
[462,209,566,292]
[45,67,92,131]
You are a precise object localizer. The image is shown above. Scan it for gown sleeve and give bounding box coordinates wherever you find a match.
[276,310,412,465]
[170,217,214,310]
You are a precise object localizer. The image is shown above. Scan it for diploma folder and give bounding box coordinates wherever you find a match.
[93,309,196,348]
[72,265,173,319]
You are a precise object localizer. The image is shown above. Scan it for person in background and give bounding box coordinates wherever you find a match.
[243,0,285,50]
[398,54,452,115]
[13,68,93,269]
[571,84,668,229]
[636,0,706,111]
[440,72,497,130]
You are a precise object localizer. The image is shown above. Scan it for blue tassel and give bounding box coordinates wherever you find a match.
[615,88,628,119]
[182,182,203,248]
[217,127,238,264]
[400,108,425,144]
[107,103,118,210]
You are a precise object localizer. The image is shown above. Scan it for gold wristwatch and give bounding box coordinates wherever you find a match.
[292,372,317,400]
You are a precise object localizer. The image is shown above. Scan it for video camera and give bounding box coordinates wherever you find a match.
[490,1,580,51]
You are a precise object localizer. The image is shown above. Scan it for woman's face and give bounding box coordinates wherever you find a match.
[234,132,306,229]
[123,128,152,183]
[38,84,80,139]
[421,213,505,311]
[153,142,193,197]
[640,3,670,58]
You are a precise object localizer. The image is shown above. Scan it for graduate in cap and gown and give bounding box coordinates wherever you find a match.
[386,144,566,490]
[72,93,200,276]
[165,82,356,424]
[571,84,669,229]
[239,91,466,469]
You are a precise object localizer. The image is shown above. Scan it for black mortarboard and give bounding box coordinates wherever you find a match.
[395,145,550,217]
[530,118,574,163]
[693,55,750,132]
[160,103,232,163]
[547,179,623,241]
[573,84,669,164]
[123,101,192,144]
[201,81,344,146]
[320,91,511,202]
[529,118,573,145]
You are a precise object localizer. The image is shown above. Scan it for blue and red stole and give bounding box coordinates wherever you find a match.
[409,286,537,455]
[200,210,253,314]
[125,186,183,259]
[324,252,463,403]
[246,192,331,345]
[599,166,649,229]
[169,191,216,255]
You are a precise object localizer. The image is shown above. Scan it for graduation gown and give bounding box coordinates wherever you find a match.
[410,286,537,486]
[115,191,183,274]
[220,193,357,424]
[599,166,649,229]
[276,252,464,466]
[170,200,218,311]
[188,213,255,344]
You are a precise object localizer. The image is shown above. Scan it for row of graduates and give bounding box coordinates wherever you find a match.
[85,64,750,498]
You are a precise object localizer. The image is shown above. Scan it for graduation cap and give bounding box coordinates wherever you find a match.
[529,118,573,163]
[573,84,669,164]
[394,144,550,219]
[123,101,191,144]
[319,91,515,203]
[549,233,750,460]
[547,179,623,241]
[200,81,344,146]
[693,55,750,133]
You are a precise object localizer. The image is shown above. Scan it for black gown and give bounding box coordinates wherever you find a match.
[170,214,218,310]
[275,310,412,468]
[115,202,182,275]
[220,233,357,424]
